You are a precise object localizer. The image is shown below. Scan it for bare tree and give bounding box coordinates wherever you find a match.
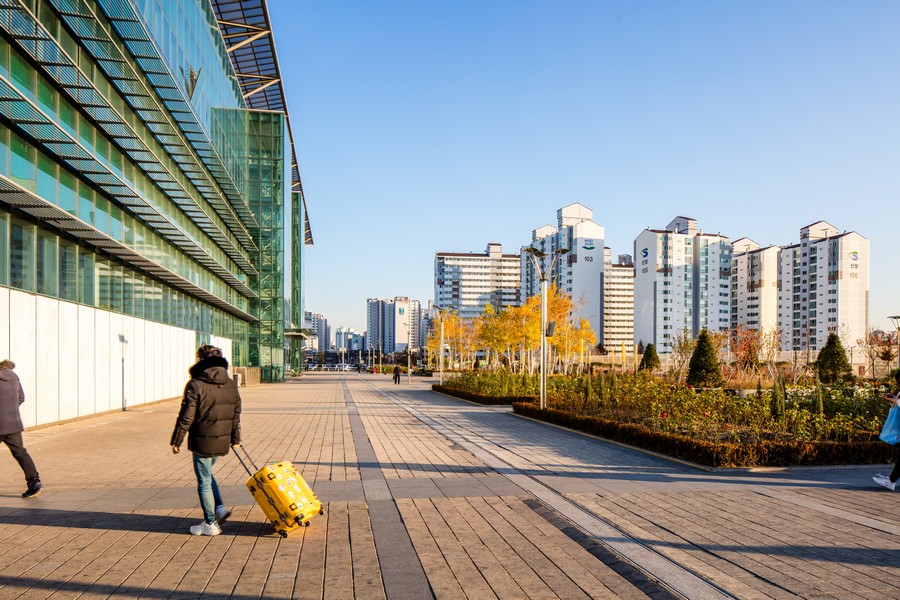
[759,327,781,383]
[671,328,695,381]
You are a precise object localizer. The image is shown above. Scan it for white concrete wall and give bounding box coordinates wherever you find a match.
[4,288,200,428]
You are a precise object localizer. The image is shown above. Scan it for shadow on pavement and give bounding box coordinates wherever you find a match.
[0,507,273,537]
[0,575,291,599]
[633,536,900,566]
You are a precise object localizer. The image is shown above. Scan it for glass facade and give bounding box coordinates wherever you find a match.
[0,0,306,383]
[243,110,287,382]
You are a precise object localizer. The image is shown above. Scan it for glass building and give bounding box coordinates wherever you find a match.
[0,0,311,427]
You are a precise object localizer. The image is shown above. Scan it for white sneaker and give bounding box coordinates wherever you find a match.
[873,474,896,491]
[190,521,222,536]
[215,505,232,523]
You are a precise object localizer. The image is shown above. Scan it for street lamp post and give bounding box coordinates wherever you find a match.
[525,247,569,410]
[440,315,445,385]
[432,306,451,385]
[406,317,412,385]
[890,316,900,372]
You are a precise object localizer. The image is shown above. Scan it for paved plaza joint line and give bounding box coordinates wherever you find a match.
[0,372,896,599]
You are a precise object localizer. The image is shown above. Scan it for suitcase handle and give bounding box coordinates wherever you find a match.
[232,444,259,475]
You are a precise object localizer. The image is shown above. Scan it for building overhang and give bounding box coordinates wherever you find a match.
[210,0,313,245]
[0,177,257,323]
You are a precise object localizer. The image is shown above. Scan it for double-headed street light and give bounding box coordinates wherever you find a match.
[433,306,452,385]
[524,247,569,410]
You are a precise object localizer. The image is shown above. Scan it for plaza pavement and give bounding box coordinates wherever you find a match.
[0,372,898,599]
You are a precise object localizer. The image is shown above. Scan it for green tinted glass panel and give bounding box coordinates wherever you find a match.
[37,154,57,203]
[78,251,95,306]
[0,212,6,285]
[36,230,58,297]
[10,134,36,192]
[59,169,76,214]
[97,259,111,310]
[0,127,8,174]
[9,218,34,292]
[109,204,123,241]
[78,182,94,224]
[59,240,77,301]
[11,51,34,100]
[94,196,109,234]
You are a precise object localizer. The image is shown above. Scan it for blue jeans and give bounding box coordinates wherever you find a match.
[192,454,223,524]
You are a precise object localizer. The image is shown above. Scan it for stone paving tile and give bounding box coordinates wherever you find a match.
[4,372,899,598]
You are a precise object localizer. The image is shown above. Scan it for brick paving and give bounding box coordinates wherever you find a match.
[0,372,896,598]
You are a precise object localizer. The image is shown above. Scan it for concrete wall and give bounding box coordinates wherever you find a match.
[0,287,196,428]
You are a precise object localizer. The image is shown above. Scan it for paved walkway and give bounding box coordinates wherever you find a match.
[0,372,897,599]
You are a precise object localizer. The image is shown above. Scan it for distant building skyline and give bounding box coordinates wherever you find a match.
[435,243,521,318]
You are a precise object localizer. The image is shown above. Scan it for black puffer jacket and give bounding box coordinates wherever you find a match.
[170,356,241,457]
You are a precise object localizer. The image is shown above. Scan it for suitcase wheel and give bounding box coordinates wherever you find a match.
[319,509,324,515]
[303,521,310,527]
[278,530,288,538]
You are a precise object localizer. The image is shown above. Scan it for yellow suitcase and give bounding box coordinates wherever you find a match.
[235,446,324,537]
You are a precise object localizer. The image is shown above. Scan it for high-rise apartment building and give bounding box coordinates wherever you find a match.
[304,312,329,353]
[634,217,731,353]
[366,297,422,354]
[730,238,780,333]
[603,249,634,349]
[434,243,520,318]
[776,221,869,352]
[0,0,310,427]
[694,231,732,334]
[521,203,605,340]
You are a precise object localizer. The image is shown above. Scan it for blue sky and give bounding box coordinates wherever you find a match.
[269,0,899,335]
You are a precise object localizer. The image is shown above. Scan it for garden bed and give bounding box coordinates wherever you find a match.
[512,402,892,468]
[432,384,536,406]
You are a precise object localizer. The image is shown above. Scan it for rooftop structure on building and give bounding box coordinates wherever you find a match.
[521,203,605,341]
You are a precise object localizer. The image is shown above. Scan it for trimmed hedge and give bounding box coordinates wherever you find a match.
[432,385,537,406]
[512,403,893,468]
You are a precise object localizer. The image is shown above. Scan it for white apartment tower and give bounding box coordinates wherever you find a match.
[366,297,422,354]
[776,222,869,352]
[694,232,732,334]
[603,249,634,349]
[521,203,605,340]
[634,217,731,353]
[434,243,521,319]
[304,311,329,353]
[730,238,780,333]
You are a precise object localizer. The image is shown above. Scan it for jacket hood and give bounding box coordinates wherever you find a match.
[189,356,231,384]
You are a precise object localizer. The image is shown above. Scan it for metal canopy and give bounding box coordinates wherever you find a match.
[68,0,260,233]
[209,0,314,245]
[0,176,257,322]
[0,73,257,300]
[0,0,260,273]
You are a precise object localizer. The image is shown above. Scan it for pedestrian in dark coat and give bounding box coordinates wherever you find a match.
[171,345,241,536]
[0,360,41,498]
[393,364,401,384]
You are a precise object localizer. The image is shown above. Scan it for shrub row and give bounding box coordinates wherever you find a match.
[432,385,537,406]
[512,403,893,468]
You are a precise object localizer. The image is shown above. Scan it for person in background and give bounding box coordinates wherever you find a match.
[171,345,241,536]
[393,364,401,384]
[873,371,900,491]
[0,360,42,498]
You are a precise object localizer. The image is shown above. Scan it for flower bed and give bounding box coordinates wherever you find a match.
[513,403,892,468]
[432,384,536,406]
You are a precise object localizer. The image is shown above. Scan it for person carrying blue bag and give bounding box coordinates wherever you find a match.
[874,372,900,491]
